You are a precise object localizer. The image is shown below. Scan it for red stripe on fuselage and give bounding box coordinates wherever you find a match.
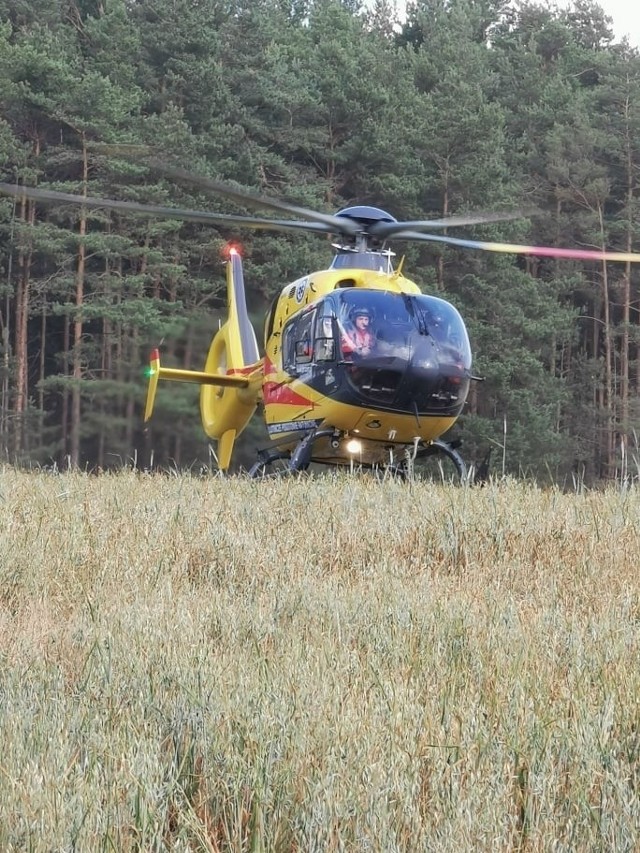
[226,365,259,376]
[261,357,313,406]
[263,381,313,407]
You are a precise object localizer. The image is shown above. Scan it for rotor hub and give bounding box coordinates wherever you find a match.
[334,206,397,251]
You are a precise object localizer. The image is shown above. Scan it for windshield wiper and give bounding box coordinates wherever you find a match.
[403,295,429,336]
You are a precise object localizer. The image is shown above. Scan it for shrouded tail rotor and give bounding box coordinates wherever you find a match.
[200,249,262,470]
[143,249,262,471]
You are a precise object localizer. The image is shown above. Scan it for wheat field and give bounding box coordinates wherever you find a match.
[0,468,638,851]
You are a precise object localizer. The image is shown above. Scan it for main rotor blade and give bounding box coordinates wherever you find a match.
[371,209,536,238]
[0,183,334,234]
[147,162,361,236]
[391,230,640,262]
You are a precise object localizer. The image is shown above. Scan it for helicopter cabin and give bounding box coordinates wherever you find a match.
[266,284,472,424]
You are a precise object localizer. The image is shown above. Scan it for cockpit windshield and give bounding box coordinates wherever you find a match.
[327,289,471,413]
[282,288,472,415]
[330,251,394,274]
[334,290,471,368]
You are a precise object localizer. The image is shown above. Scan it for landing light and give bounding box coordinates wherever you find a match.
[346,438,363,455]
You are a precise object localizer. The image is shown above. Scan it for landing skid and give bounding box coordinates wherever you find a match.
[248,429,468,482]
[411,438,468,482]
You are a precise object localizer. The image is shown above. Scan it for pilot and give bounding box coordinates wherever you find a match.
[342,308,375,357]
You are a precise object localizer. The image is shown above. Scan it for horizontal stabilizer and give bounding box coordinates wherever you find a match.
[151,365,250,389]
[144,349,261,422]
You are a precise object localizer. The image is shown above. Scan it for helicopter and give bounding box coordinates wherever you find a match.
[3,168,640,479]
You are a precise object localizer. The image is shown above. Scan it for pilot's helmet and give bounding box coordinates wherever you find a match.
[352,307,372,320]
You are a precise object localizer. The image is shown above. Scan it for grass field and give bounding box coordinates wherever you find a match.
[0,468,638,851]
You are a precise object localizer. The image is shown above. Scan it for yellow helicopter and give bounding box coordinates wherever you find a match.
[3,170,640,478]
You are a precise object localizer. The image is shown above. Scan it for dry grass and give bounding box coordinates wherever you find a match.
[0,468,638,851]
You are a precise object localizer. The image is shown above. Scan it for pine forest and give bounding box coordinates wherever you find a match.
[1,0,640,484]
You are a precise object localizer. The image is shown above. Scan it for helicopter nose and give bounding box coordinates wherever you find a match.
[412,352,438,372]
[410,339,440,376]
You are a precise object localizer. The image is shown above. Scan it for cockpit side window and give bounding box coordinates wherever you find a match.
[282,308,316,372]
[314,314,337,362]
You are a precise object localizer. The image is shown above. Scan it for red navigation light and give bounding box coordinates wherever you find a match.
[222,242,242,259]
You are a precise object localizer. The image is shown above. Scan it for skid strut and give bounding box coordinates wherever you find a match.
[248,428,335,478]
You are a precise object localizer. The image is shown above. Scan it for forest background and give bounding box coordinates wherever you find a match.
[1,0,639,483]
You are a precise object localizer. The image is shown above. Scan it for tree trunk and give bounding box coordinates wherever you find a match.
[61,313,70,464]
[598,204,615,478]
[70,134,89,468]
[0,289,9,451]
[1,199,15,454]
[38,294,47,448]
[435,154,450,292]
[621,90,633,437]
[14,191,35,456]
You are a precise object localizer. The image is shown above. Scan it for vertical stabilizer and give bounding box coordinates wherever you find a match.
[200,250,262,468]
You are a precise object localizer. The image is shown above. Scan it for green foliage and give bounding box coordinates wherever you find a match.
[0,0,639,481]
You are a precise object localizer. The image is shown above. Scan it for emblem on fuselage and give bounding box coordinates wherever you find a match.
[295,277,309,302]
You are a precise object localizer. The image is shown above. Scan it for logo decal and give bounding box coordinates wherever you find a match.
[295,277,309,303]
